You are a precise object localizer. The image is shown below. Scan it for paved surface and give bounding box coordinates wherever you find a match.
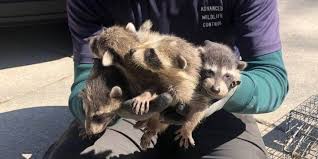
[254,0,318,133]
[0,24,74,159]
[0,1,317,158]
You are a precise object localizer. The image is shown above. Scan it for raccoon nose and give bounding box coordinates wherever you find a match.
[211,86,220,93]
[145,48,156,57]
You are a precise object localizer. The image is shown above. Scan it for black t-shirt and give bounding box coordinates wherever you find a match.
[67,0,281,64]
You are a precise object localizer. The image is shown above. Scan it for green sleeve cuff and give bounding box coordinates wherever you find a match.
[224,50,289,114]
[68,63,93,123]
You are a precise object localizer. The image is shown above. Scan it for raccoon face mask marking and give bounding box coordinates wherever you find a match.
[80,86,123,135]
[199,40,247,99]
[201,65,231,99]
[144,48,163,70]
[201,64,244,99]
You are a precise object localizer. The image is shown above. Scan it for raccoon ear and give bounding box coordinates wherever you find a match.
[169,41,177,46]
[139,20,153,31]
[126,22,137,33]
[84,35,94,43]
[204,40,216,46]
[101,27,108,33]
[88,36,100,59]
[237,61,247,71]
[110,86,123,98]
[198,47,206,53]
[177,55,188,70]
[230,81,241,88]
[198,47,206,62]
[102,51,113,66]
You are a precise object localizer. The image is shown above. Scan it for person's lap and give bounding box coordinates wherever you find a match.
[43,110,268,159]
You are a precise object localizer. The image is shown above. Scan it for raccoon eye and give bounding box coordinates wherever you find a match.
[205,70,214,77]
[129,49,136,54]
[224,73,233,80]
[92,115,105,123]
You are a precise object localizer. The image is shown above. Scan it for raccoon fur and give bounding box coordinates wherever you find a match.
[174,40,247,148]
[88,21,203,149]
[79,60,130,136]
[200,40,247,99]
[89,22,166,115]
[123,21,203,149]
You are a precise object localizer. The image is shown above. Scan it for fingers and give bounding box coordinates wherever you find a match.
[174,131,181,141]
[140,100,145,115]
[132,99,141,114]
[179,137,185,148]
[132,98,144,115]
[184,138,189,149]
[189,136,195,147]
[132,95,152,115]
[140,134,151,150]
[145,100,150,113]
[133,100,147,115]
[174,128,195,149]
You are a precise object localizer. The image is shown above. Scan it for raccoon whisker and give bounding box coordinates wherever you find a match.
[202,86,213,97]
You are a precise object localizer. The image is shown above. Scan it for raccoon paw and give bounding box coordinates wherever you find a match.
[132,92,157,115]
[140,133,153,150]
[174,128,195,149]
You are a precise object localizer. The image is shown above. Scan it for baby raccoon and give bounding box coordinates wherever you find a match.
[174,40,247,148]
[200,40,247,99]
[127,21,202,111]
[79,60,130,135]
[89,21,203,149]
[124,22,203,149]
[89,22,164,115]
[88,24,139,67]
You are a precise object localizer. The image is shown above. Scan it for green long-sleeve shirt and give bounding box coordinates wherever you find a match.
[69,50,288,122]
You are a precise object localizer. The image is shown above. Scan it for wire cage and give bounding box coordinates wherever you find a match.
[265,95,318,159]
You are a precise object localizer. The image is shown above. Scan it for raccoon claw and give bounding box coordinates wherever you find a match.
[132,92,157,115]
[174,128,195,149]
[140,134,152,150]
[132,97,149,115]
[140,129,156,150]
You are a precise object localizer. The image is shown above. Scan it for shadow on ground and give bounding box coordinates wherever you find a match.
[262,117,289,158]
[263,118,318,158]
[263,108,318,158]
[0,106,73,159]
[0,22,72,69]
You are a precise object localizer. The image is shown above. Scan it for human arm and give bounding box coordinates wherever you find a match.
[224,0,289,113]
[223,50,288,113]
[69,63,92,123]
[66,0,107,123]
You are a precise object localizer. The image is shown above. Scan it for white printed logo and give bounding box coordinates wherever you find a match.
[199,1,224,28]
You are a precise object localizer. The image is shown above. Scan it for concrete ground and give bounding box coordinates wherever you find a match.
[0,0,317,158]
[0,24,75,159]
